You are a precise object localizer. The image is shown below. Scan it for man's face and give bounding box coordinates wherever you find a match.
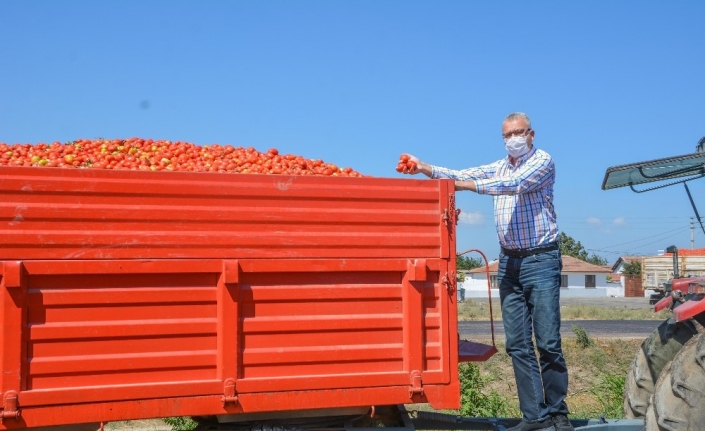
[502,119,534,146]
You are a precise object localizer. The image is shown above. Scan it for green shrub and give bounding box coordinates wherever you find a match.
[572,325,592,349]
[589,374,626,419]
[459,362,512,417]
[163,416,198,431]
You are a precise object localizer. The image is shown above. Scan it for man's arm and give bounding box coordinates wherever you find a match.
[406,154,498,181]
[474,151,554,196]
[406,155,433,177]
[404,155,478,191]
[454,180,478,192]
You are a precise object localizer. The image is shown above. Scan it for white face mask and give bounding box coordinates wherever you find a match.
[504,135,531,158]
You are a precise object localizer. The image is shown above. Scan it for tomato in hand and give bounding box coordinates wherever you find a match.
[396,154,417,175]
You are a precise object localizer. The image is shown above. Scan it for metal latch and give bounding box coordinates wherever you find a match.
[441,209,461,227]
[1,391,20,421]
[222,378,238,406]
[442,194,460,227]
[442,272,456,294]
[409,370,424,398]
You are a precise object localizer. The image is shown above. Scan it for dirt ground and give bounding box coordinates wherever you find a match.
[103,419,171,431]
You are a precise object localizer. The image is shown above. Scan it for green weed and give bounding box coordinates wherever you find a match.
[589,374,626,418]
[163,416,198,431]
[572,325,592,349]
[459,362,516,417]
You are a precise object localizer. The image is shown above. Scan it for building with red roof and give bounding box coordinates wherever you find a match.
[460,255,613,299]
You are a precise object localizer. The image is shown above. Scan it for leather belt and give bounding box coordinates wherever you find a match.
[501,242,559,258]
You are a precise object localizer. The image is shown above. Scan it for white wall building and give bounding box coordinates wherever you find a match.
[459,255,616,299]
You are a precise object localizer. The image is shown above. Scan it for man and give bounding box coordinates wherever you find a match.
[406,112,572,431]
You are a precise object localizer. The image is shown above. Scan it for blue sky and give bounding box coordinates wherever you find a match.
[2,1,704,263]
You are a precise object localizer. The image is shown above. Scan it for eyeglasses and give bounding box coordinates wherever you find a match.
[502,128,531,139]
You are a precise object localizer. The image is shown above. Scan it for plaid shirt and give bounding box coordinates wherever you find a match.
[431,147,558,250]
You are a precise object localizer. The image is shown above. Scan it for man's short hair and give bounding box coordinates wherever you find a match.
[504,112,531,129]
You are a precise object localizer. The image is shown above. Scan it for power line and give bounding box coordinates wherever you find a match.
[586,226,690,250]
[587,226,692,257]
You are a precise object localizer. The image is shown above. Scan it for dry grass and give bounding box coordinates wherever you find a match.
[475,338,641,419]
[104,419,170,430]
[456,298,651,418]
[458,299,670,321]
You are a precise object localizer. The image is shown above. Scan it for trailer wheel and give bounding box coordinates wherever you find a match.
[623,318,695,418]
[646,333,705,430]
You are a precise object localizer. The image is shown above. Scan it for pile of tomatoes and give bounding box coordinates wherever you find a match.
[0,138,364,177]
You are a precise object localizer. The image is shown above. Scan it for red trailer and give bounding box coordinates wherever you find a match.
[0,166,496,430]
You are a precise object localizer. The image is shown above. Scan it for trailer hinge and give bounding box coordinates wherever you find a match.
[442,272,456,294]
[222,378,238,406]
[409,370,424,398]
[1,391,20,421]
[441,195,460,227]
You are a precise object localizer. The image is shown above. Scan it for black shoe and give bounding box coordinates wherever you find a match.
[551,414,575,431]
[506,418,555,431]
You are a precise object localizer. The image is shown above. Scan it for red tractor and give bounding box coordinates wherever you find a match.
[602,137,705,430]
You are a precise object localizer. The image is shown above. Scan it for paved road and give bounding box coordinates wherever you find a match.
[462,297,661,339]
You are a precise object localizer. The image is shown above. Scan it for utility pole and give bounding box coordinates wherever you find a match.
[692,217,695,249]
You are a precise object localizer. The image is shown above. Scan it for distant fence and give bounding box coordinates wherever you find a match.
[459,282,625,299]
[624,274,643,297]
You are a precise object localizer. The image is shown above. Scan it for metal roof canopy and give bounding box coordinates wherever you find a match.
[602,152,705,192]
[601,149,705,235]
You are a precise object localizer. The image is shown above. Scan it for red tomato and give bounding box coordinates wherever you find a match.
[0,138,366,176]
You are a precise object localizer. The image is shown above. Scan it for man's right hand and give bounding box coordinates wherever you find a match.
[406,154,433,178]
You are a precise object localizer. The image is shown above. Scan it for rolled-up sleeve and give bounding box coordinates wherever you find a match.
[474,152,554,196]
[431,161,501,181]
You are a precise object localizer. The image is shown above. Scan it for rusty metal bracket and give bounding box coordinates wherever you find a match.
[222,378,238,406]
[1,391,20,421]
[441,272,456,295]
[441,194,460,227]
[409,370,424,398]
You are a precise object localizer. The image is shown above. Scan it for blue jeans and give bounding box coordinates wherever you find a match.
[498,249,569,422]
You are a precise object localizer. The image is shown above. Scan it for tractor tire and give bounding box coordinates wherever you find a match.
[644,400,659,431]
[623,318,696,418]
[646,333,705,430]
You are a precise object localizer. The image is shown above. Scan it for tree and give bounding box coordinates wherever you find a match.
[456,255,483,282]
[457,255,483,271]
[622,260,642,275]
[558,232,608,266]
